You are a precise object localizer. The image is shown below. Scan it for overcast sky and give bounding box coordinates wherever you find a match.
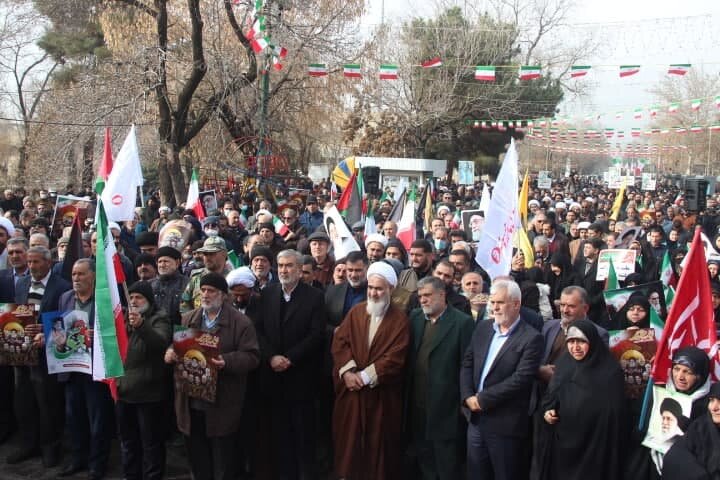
[362,0,720,130]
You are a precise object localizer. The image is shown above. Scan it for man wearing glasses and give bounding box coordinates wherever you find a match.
[279,205,307,251]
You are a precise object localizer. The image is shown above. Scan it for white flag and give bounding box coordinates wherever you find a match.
[479,182,491,214]
[475,139,521,280]
[101,125,144,221]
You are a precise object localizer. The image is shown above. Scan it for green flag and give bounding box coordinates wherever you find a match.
[605,259,619,290]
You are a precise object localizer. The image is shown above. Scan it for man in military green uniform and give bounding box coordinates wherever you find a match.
[180,236,231,313]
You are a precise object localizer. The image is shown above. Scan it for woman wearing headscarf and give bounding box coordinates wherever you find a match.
[538,319,625,480]
[612,292,651,331]
[662,382,720,480]
[546,252,579,318]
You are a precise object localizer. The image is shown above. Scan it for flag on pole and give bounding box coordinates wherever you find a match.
[343,64,362,78]
[388,188,406,224]
[518,170,529,229]
[98,127,113,182]
[475,138,520,280]
[619,65,641,77]
[479,182,491,214]
[250,36,269,54]
[186,169,206,221]
[421,56,442,68]
[475,66,496,81]
[101,125,144,222]
[308,63,328,77]
[605,259,619,290]
[272,215,289,236]
[92,200,128,397]
[660,250,677,288]
[570,65,591,78]
[610,180,626,221]
[516,228,535,269]
[652,228,720,383]
[519,65,541,80]
[61,211,84,282]
[379,64,399,80]
[668,64,691,76]
[396,190,417,250]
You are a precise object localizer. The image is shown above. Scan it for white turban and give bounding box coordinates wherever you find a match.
[0,217,15,237]
[437,205,450,215]
[226,266,256,288]
[108,221,121,232]
[365,233,388,249]
[255,209,272,219]
[367,261,397,288]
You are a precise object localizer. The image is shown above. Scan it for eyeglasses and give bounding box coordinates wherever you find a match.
[205,223,219,228]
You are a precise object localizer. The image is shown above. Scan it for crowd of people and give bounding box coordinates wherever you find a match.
[0,172,720,480]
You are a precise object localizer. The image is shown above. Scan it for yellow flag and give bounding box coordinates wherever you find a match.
[610,180,626,221]
[516,227,535,268]
[518,170,529,228]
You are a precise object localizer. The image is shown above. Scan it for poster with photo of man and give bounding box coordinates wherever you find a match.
[42,310,92,375]
[643,387,692,454]
[461,209,485,242]
[458,160,475,185]
[199,190,218,216]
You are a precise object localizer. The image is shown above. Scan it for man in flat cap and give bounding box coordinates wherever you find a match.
[180,237,231,314]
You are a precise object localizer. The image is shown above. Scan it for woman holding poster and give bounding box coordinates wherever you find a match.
[539,319,625,480]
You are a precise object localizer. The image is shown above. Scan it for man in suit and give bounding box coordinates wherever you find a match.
[542,220,570,258]
[255,249,326,479]
[407,276,475,479]
[573,237,608,328]
[8,246,71,467]
[324,250,368,329]
[460,279,543,480]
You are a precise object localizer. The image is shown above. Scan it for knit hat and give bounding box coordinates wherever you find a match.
[250,245,273,263]
[200,272,228,293]
[134,253,157,270]
[367,261,397,287]
[157,246,182,261]
[128,281,155,305]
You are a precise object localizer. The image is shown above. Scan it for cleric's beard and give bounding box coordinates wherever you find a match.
[366,294,390,318]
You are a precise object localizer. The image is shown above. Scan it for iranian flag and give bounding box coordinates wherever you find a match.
[716,95,720,108]
[519,65,541,80]
[379,64,399,80]
[691,99,702,110]
[619,65,640,77]
[92,199,128,396]
[186,169,206,220]
[250,36,269,54]
[691,125,704,133]
[633,108,643,120]
[675,127,687,134]
[652,228,720,383]
[245,16,265,40]
[710,124,720,132]
[668,103,679,113]
[421,56,442,68]
[343,64,361,78]
[272,215,289,236]
[660,250,677,288]
[615,111,623,119]
[308,63,328,77]
[668,64,691,76]
[570,65,590,78]
[396,190,417,250]
[475,65,496,81]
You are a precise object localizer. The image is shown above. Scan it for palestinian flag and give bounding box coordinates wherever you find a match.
[519,65,541,80]
[379,64,399,80]
[475,65,496,81]
[186,169,206,221]
[668,64,691,76]
[308,63,328,77]
[691,99,702,111]
[668,103,679,113]
[619,65,640,77]
[570,65,590,78]
[421,56,442,68]
[343,64,361,78]
[92,199,128,398]
[272,215,289,236]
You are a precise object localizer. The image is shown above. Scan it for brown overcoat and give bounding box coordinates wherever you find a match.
[331,302,410,480]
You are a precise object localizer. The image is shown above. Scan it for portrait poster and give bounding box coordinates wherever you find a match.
[0,304,39,366]
[199,190,218,216]
[323,206,360,260]
[51,195,92,234]
[173,327,220,403]
[604,281,668,326]
[458,161,475,185]
[42,310,92,375]
[642,386,693,454]
[537,171,552,189]
[642,173,656,191]
[596,249,637,281]
[608,328,657,399]
[158,219,193,253]
[461,209,485,242]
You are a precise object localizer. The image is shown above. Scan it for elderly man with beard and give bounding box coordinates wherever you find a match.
[255,249,326,479]
[180,236,231,314]
[165,272,260,480]
[249,245,276,291]
[331,261,410,480]
[407,276,474,480]
[151,246,189,326]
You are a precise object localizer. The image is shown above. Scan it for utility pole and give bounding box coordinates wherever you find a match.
[257,0,271,178]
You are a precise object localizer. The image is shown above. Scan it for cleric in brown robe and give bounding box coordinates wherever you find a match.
[331,261,410,480]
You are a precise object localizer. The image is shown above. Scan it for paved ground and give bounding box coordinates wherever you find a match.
[0,432,191,480]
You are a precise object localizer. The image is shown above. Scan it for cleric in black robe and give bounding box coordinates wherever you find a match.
[663,382,720,480]
[537,319,626,480]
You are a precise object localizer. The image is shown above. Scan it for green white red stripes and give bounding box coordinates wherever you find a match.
[519,65,541,80]
[379,64,398,80]
[668,64,691,76]
[619,65,640,77]
[475,66,495,81]
[570,65,590,78]
[343,64,361,78]
[308,63,328,77]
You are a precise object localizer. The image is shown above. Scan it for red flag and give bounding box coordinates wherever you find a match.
[336,171,357,212]
[652,227,720,383]
[98,127,113,181]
